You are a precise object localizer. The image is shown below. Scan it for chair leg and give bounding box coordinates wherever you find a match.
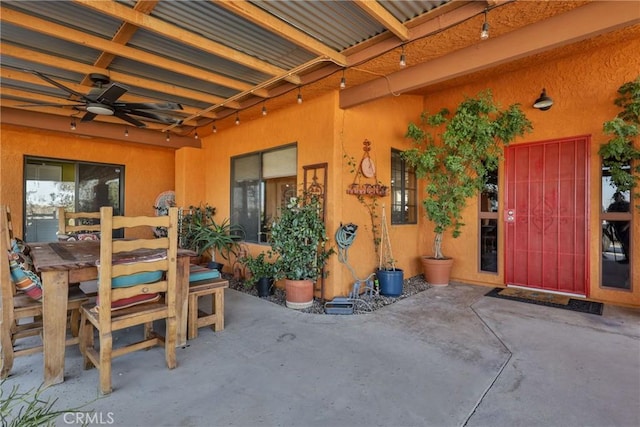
[165,315,177,370]
[187,294,198,340]
[70,309,81,338]
[213,290,224,332]
[98,332,113,395]
[1,322,15,379]
[78,312,94,370]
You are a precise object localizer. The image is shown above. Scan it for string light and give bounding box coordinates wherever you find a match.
[235,112,240,125]
[481,10,490,40]
[340,70,346,89]
[297,88,303,104]
[399,45,406,68]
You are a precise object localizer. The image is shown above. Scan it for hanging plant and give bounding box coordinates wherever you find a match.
[598,76,640,209]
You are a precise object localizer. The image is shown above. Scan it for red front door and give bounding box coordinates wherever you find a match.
[504,137,589,295]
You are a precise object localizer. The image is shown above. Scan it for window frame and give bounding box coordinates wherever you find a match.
[390,149,417,225]
[230,143,297,244]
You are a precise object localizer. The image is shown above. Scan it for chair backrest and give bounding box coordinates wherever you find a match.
[58,207,101,237]
[96,206,178,327]
[1,205,17,306]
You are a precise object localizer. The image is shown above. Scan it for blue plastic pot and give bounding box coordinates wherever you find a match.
[376,268,404,297]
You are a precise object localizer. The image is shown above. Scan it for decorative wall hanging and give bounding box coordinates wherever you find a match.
[303,162,328,221]
[346,139,389,197]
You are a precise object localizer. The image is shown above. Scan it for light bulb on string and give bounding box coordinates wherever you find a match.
[480,10,490,40]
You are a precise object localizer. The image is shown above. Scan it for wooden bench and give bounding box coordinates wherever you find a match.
[188,278,229,340]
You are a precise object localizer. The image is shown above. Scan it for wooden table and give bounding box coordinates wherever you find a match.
[28,240,194,386]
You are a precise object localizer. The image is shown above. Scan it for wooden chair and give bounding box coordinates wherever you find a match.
[57,207,101,238]
[78,206,179,394]
[1,205,88,379]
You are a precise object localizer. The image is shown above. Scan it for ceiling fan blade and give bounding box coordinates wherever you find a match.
[97,83,128,104]
[27,70,88,100]
[16,102,84,107]
[114,111,146,128]
[81,112,97,122]
[126,109,184,125]
[115,102,183,111]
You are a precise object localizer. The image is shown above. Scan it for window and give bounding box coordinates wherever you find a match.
[23,157,124,242]
[390,149,417,224]
[479,168,498,273]
[600,164,631,290]
[231,145,297,243]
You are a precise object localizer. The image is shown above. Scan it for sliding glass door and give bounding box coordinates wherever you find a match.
[23,157,124,242]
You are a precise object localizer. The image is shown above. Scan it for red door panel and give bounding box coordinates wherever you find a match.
[505,137,589,295]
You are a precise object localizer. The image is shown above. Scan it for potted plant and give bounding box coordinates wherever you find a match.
[375,205,404,297]
[403,90,532,286]
[269,192,334,309]
[180,204,244,271]
[241,252,276,298]
[598,76,640,210]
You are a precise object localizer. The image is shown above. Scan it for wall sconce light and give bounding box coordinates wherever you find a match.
[165,132,170,142]
[124,127,129,137]
[194,130,199,139]
[480,10,490,40]
[235,112,240,125]
[70,117,77,130]
[297,88,303,104]
[533,88,553,111]
[399,45,406,68]
[340,70,346,89]
[262,102,268,116]
[212,122,217,133]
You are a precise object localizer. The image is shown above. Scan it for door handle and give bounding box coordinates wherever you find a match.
[504,209,515,222]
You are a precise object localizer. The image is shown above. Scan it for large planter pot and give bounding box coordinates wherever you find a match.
[285,279,314,309]
[376,268,404,297]
[256,277,275,298]
[421,257,454,286]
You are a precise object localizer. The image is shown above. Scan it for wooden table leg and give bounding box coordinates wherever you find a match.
[175,256,189,347]
[42,270,69,386]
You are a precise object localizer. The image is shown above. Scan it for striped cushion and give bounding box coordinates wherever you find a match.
[8,238,42,301]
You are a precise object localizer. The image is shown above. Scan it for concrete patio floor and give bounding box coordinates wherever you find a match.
[4,283,639,427]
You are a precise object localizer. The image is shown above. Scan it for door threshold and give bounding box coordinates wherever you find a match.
[506,284,586,299]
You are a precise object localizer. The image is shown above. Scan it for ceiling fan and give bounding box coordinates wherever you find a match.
[21,70,184,128]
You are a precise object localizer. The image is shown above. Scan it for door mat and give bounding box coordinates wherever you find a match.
[485,287,603,315]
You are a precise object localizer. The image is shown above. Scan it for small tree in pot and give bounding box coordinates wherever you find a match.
[402,90,532,285]
[270,192,334,309]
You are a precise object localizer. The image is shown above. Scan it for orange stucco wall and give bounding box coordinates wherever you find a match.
[2,32,637,306]
[0,126,175,238]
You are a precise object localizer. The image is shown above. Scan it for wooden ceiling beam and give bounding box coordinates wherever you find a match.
[1,44,225,110]
[2,107,200,149]
[80,0,160,86]
[74,0,293,83]
[0,6,253,93]
[353,0,409,42]
[214,0,347,66]
[340,1,640,109]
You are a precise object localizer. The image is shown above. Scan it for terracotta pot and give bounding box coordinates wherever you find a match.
[421,257,454,286]
[285,279,313,309]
